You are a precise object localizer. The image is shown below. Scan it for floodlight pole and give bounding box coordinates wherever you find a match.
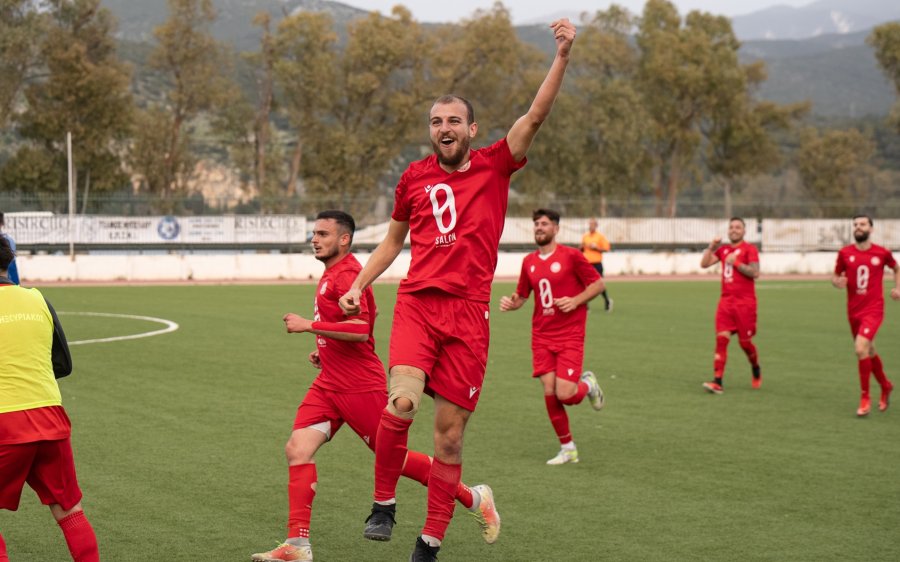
[67,131,75,261]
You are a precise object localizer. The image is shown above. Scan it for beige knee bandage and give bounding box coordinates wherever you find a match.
[386,373,425,420]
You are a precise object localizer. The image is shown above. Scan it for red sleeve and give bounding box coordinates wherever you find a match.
[515,257,532,299]
[885,248,897,269]
[573,250,601,286]
[746,244,760,264]
[391,169,412,222]
[834,250,846,275]
[489,137,527,176]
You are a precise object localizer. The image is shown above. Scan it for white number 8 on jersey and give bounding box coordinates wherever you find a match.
[429,183,457,234]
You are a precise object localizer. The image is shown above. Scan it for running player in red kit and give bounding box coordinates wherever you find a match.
[250,211,497,562]
[339,19,577,562]
[832,215,900,417]
[700,217,761,394]
[499,209,605,466]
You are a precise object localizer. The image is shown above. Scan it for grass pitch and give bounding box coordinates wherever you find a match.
[2,279,899,561]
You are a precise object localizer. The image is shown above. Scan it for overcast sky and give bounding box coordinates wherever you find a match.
[337,1,817,24]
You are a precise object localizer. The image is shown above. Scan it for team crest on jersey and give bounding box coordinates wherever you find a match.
[850,256,856,262]
[872,257,881,266]
[530,265,535,273]
[550,262,562,273]
[320,281,328,294]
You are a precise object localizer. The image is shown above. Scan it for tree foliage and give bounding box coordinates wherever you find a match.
[0,0,132,196]
[134,0,234,195]
[797,127,875,216]
[868,22,900,133]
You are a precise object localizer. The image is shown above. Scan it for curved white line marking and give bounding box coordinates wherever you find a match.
[59,312,179,345]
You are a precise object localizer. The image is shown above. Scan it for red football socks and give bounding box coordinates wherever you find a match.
[871,355,890,389]
[401,451,474,509]
[374,409,412,502]
[57,511,99,562]
[544,394,572,444]
[714,335,730,377]
[287,463,316,539]
[421,458,460,541]
[739,339,759,367]
[858,357,873,397]
[559,382,588,405]
[0,532,8,562]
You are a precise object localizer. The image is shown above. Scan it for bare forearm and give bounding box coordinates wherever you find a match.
[576,280,605,306]
[736,262,760,279]
[700,248,717,268]
[352,222,407,291]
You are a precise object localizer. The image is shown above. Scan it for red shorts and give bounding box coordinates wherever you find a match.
[0,438,83,511]
[531,336,584,382]
[715,299,757,339]
[389,290,490,412]
[849,312,883,341]
[293,386,387,451]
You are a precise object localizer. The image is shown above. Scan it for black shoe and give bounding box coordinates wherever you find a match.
[409,537,440,561]
[363,502,396,541]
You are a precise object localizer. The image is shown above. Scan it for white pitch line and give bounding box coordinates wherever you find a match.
[59,312,179,345]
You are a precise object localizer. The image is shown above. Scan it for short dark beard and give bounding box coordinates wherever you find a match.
[314,248,338,263]
[854,231,870,243]
[433,137,470,168]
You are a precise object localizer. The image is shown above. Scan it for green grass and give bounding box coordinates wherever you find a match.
[2,280,899,561]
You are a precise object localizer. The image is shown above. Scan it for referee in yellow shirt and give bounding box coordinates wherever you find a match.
[581,218,612,311]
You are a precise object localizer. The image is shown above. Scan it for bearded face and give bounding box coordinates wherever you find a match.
[853,217,872,243]
[429,101,476,169]
[533,217,558,247]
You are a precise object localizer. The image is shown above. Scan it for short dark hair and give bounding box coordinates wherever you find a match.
[533,208,560,224]
[729,217,745,226]
[852,214,873,227]
[315,210,356,243]
[0,234,14,272]
[432,95,475,124]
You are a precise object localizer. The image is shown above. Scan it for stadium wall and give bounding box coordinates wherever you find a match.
[15,250,838,283]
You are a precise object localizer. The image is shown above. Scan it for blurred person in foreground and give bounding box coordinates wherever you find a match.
[0,236,98,561]
[0,212,19,284]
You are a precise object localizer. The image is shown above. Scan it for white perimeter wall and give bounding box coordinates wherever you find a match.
[15,250,837,283]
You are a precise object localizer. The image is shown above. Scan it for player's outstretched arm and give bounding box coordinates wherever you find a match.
[700,237,721,268]
[507,18,575,162]
[340,219,410,315]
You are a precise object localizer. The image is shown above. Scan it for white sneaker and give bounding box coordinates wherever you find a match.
[469,484,501,544]
[581,371,605,411]
[605,298,613,312]
[251,542,312,561]
[546,447,579,465]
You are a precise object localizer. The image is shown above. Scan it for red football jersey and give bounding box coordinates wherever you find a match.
[835,244,897,316]
[312,254,386,393]
[714,242,759,300]
[392,138,526,302]
[515,245,601,338]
